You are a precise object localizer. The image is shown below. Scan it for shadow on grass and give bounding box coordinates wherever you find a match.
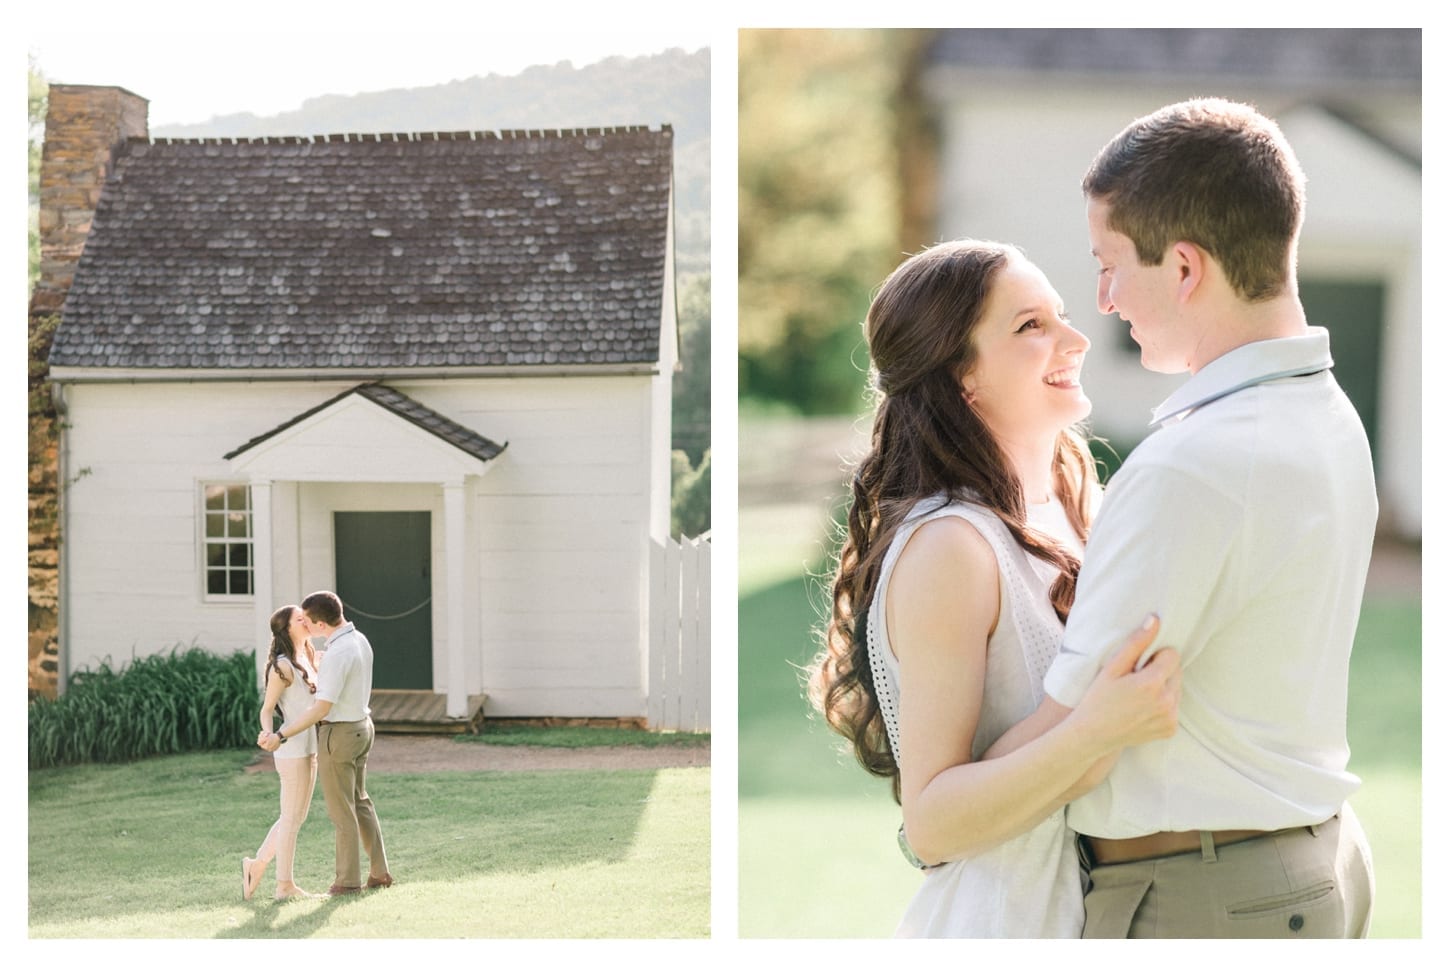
[214,890,350,938]
[28,753,671,931]
[363,768,668,877]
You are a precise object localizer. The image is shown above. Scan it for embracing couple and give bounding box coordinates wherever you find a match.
[241,590,395,900]
[812,98,1377,938]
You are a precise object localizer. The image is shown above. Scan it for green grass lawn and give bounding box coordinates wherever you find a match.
[28,748,709,938]
[738,507,1422,938]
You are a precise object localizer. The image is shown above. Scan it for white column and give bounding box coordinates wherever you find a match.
[251,479,274,687]
[443,480,467,718]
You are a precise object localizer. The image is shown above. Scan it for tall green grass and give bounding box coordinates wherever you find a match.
[29,647,257,769]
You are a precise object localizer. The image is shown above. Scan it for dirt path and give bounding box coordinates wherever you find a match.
[245,734,710,775]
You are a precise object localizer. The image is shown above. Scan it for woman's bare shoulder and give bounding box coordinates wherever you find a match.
[888,513,1000,633]
[896,513,998,582]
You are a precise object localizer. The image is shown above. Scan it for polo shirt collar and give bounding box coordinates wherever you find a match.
[1149,327,1333,429]
[324,621,356,647]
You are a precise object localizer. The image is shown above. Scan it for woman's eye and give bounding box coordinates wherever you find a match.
[1016,318,1041,333]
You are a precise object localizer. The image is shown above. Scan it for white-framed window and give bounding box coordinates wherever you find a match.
[201,483,253,598]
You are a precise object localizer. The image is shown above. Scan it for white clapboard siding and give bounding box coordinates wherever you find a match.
[58,376,663,722]
[647,534,710,732]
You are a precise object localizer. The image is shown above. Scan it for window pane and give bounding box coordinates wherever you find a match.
[228,543,251,568]
[229,570,253,595]
[226,511,250,539]
[204,485,226,511]
[207,570,227,595]
[206,544,225,567]
[206,513,225,539]
[230,485,251,511]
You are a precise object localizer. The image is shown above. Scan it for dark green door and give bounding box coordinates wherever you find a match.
[1300,277,1384,466]
[333,511,432,689]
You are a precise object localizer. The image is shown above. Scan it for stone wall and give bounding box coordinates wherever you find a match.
[29,85,148,698]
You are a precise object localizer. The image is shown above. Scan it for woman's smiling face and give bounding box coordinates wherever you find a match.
[960,252,1092,446]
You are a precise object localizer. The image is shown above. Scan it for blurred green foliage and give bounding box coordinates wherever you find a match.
[671,449,711,539]
[673,273,710,463]
[669,271,710,539]
[738,29,929,414]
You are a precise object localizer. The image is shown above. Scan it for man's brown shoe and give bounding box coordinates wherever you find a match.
[328,884,362,896]
[366,874,395,889]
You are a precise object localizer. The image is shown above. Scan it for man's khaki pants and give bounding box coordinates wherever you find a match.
[318,717,390,890]
[1080,806,1374,938]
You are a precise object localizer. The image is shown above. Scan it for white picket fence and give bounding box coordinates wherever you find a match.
[647,532,711,732]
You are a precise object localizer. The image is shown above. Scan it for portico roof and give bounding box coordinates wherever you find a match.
[224,382,506,479]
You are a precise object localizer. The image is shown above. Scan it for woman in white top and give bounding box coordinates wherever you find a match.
[242,604,322,901]
[809,240,1182,937]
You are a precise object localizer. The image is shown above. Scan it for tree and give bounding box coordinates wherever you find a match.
[670,449,710,539]
[737,29,934,415]
[672,272,710,464]
[668,272,709,536]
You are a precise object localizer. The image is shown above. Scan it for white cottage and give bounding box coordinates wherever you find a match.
[44,85,678,726]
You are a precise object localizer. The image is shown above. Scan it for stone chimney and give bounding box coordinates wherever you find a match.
[32,84,149,314]
[29,84,148,699]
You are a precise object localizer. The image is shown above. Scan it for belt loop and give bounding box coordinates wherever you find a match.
[1199,830,1218,863]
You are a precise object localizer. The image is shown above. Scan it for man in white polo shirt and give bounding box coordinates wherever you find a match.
[262,590,394,895]
[990,99,1377,937]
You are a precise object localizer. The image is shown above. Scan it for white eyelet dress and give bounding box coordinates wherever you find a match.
[867,493,1087,938]
[272,656,320,760]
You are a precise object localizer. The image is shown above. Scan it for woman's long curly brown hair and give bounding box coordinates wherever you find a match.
[266,605,316,695]
[808,240,1099,802]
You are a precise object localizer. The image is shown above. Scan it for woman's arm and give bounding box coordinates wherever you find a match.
[978,615,1169,769]
[256,660,291,733]
[890,521,1178,867]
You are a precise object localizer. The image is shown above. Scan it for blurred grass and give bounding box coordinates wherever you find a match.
[738,499,1421,938]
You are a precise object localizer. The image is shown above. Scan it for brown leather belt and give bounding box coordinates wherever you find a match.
[1084,828,1274,865]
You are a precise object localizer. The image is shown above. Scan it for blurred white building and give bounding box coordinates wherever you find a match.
[923,28,1421,539]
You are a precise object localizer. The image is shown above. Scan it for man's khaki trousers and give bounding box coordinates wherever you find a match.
[318,717,390,890]
[1080,806,1374,938]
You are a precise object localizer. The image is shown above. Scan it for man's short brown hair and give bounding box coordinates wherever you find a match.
[1082,98,1305,302]
[301,590,344,627]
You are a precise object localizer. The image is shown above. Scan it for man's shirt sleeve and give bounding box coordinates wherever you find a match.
[1043,456,1242,707]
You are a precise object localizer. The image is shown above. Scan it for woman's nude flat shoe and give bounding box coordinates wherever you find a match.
[241,857,262,900]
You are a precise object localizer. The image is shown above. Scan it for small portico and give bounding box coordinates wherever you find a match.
[225,382,506,721]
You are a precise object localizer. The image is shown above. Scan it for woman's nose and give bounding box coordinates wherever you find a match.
[1059,317,1091,355]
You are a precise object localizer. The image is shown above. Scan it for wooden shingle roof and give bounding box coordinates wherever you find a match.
[50,126,672,372]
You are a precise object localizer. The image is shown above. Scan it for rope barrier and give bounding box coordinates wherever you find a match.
[340,596,432,621]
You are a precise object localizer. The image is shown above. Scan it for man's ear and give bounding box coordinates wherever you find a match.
[1171,241,1207,303]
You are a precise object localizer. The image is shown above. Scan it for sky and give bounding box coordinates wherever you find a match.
[27,25,713,128]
